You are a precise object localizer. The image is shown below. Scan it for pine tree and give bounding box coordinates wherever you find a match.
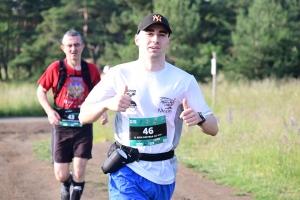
[226,0,299,80]
[9,0,118,80]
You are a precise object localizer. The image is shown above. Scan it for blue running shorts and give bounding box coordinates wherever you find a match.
[109,165,175,200]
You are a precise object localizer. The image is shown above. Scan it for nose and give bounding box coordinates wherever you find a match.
[152,35,159,43]
[70,45,77,51]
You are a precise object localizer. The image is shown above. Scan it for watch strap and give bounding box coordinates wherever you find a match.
[197,112,206,126]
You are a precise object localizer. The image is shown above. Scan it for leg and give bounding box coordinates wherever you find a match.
[54,162,71,182]
[54,163,72,200]
[70,124,93,200]
[52,125,74,200]
[70,157,88,200]
[72,157,88,182]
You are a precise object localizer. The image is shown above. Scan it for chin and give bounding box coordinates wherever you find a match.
[150,53,160,59]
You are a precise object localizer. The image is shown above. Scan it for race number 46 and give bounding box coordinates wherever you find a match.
[143,127,154,135]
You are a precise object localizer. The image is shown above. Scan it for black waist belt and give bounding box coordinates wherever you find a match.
[116,141,174,162]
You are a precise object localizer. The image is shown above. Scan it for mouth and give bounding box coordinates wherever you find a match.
[150,45,159,49]
[149,46,160,52]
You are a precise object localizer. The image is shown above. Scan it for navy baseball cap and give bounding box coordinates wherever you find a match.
[137,14,172,35]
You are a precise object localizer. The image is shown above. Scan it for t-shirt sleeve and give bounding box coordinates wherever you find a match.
[37,61,59,92]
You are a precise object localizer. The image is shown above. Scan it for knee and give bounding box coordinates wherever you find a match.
[55,171,70,183]
[72,158,88,182]
[73,168,85,180]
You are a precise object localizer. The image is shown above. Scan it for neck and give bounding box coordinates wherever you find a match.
[67,58,81,70]
[139,56,165,72]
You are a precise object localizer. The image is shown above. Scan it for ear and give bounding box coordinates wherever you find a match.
[60,45,65,51]
[167,38,170,47]
[134,35,139,46]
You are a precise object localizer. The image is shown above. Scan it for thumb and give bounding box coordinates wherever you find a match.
[183,98,188,110]
[122,85,128,95]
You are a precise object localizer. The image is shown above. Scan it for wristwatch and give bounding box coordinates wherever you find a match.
[197,112,206,126]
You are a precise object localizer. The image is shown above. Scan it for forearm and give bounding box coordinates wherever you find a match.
[199,114,219,136]
[36,85,54,115]
[79,101,107,125]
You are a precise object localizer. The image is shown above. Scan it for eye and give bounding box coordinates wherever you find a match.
[65,43,81,48]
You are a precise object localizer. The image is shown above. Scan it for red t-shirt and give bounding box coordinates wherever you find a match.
[37,58,101,109]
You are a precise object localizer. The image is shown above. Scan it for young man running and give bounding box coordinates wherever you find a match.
[79,14,218,199]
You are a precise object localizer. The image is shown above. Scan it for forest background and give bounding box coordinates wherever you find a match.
[1,0,300,82]
[1,0,300,199]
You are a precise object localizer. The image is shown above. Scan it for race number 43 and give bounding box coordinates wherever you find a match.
[68,114,75,120]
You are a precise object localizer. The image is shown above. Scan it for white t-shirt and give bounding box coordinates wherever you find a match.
[86,60,212,185]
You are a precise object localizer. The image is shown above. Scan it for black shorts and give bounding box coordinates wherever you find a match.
[51,124,93,163]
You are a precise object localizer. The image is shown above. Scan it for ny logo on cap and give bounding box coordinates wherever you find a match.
[152,15,162,22]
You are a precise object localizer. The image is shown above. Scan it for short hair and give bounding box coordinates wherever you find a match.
[62,30,84,45]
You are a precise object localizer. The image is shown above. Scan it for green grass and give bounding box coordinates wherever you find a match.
[2,78,300,199]
[176,78,300,200]
[0,82,51,116]
[32,138,52,161]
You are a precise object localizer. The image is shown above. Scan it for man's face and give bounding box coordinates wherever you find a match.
[135,24,170,59]
[60,36,84,61]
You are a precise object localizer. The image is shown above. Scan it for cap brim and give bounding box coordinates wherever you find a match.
[139,23,172,34]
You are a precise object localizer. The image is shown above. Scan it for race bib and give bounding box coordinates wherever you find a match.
[59,109,82,127]
[129,115,167,147]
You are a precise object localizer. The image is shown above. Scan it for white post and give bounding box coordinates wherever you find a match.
[211,52,217,106]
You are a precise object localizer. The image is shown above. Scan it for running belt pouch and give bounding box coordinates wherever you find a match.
[101,142,174,174]
[107,142,139,162]
[101,148,127,174]
[101,142,139,174]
